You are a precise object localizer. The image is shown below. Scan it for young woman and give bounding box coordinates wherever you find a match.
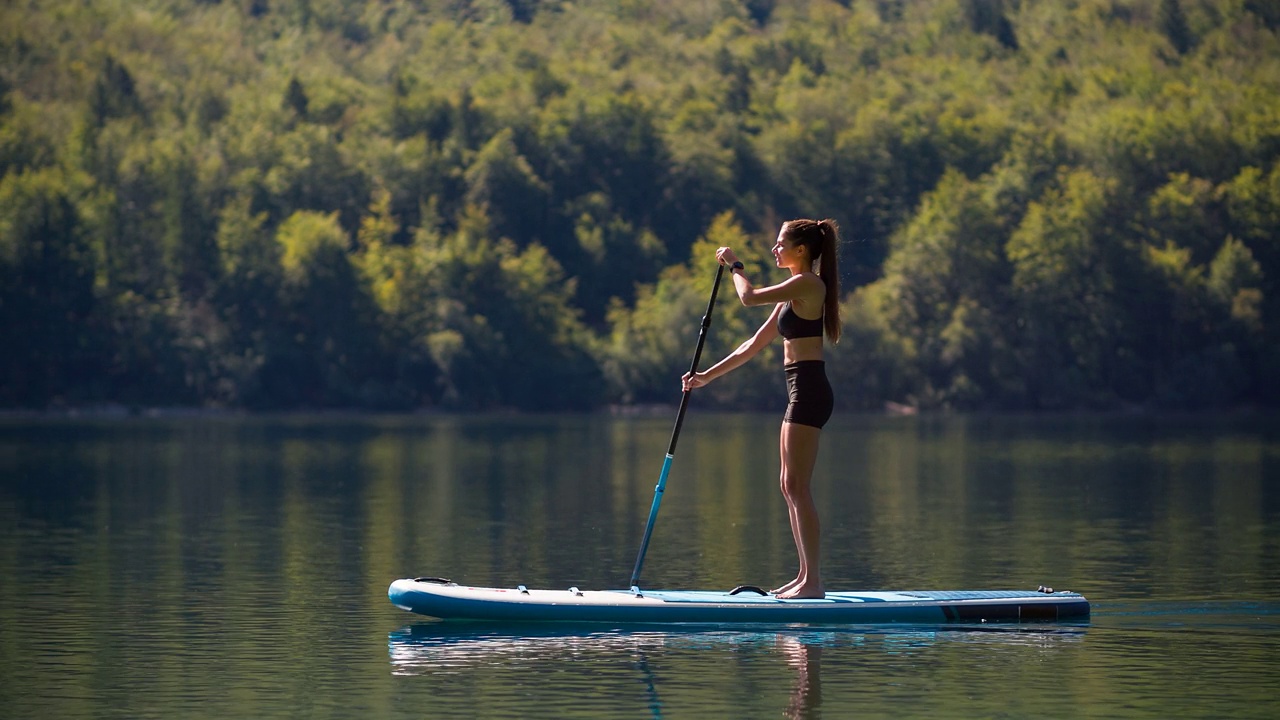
[682,218,841,599]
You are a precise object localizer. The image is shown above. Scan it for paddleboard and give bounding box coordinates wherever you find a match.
[388,578,1089,624]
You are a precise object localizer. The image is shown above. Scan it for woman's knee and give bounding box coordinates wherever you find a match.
[778,471,811,499]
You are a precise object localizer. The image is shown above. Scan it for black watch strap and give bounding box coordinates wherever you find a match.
[730,261,744,272]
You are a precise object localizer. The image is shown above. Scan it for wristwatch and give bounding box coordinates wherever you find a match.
[730,261,744,272]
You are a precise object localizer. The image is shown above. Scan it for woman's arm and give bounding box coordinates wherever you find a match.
[716,247,823,308]
[682,304,782,390]
[729,272,821,308]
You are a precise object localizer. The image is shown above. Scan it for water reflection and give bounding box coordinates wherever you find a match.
[387,622,1088,670]
[777,634,820,719]
[388,622,1087,717]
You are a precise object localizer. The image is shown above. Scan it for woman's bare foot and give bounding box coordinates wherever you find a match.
[775,581,825,600]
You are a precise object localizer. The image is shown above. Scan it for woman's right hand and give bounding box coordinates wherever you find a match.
[716,247,740,268]
[682,371,710,391]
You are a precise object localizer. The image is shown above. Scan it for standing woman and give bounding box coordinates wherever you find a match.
[682,219,841,599]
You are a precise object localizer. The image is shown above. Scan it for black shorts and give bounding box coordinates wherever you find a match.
[783,361,834,429]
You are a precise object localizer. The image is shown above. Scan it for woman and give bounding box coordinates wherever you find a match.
[682,218,841,599]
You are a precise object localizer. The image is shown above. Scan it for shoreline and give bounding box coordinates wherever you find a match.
[0,403,1273,421]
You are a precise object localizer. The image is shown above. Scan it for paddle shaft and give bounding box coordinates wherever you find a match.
[630,263,726,590]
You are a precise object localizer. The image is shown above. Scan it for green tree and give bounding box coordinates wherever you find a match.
[1159,0,1194,56]
[463,127,551,247]
[0,95,56,176]
[262,124,370,231]
[565,192,667,326]
[536,93,670,242]
[961,0,1019,50]
[88,55,147,127]
[263,210,385,407]
[872,169,1014,409]
[1006,170,1133,408]
[209,194,282,406]
[827,279,917,412]
[1142,173,1224,263]
[0,168,100,406]
[159,143,220,300]
[414,204,602,410]
[1221,163,1280,403]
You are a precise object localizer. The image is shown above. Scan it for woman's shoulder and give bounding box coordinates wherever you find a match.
[799,271,826,296]
[790,273,825,315]
[770,272,824,306]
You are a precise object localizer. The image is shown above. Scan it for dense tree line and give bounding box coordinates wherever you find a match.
[1,0,1277,412]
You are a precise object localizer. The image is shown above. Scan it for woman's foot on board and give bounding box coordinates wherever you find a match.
[775,580,825,600]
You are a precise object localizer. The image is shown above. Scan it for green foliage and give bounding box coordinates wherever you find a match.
[1,0,1277,412]
[962,0,1019,50]
[0,96,57,175]
[464,127,550,246]
[264,210,384,407]
[1207,236,1262,320]
[1159,0,1194,56]
[602,211,781,408]
[0,167,99,405]
[1006,169,1130,408]
[827,280,917,411]
[276,210,348,279]
[873,168,1014,409]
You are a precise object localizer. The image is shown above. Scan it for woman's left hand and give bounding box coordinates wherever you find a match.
[682,371,710,391]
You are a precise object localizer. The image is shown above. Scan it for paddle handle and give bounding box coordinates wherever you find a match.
[667,267,725,454]
[630,263,727,590]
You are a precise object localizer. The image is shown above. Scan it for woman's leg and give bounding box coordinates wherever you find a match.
[774,421,824,599]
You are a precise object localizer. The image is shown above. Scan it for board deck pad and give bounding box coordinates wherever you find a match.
[640,589,1050,603]
[388,578,1090,625]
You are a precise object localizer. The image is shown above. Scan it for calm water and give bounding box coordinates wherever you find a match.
[1,413,1278,719]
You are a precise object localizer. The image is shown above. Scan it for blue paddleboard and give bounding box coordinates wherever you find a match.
[388,578,1090,624]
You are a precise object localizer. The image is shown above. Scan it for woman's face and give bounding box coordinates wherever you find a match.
[772,228,805,270]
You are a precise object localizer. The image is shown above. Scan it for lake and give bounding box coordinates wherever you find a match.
[2,412,1278,718]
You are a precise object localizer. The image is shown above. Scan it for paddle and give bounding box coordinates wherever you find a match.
[629,262,727,593]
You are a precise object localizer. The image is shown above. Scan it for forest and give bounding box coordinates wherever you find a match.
[1,0,1278,412]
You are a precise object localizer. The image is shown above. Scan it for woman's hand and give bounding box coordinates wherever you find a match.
[682,371,711,392]
[716,247,740,268]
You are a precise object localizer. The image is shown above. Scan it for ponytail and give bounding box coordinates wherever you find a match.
[782,218,842,344]
[817,219,841,344]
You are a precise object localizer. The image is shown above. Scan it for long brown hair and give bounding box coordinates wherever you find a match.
[782,218,842,344]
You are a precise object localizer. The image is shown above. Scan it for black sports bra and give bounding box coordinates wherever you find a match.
[778,302,824,340]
